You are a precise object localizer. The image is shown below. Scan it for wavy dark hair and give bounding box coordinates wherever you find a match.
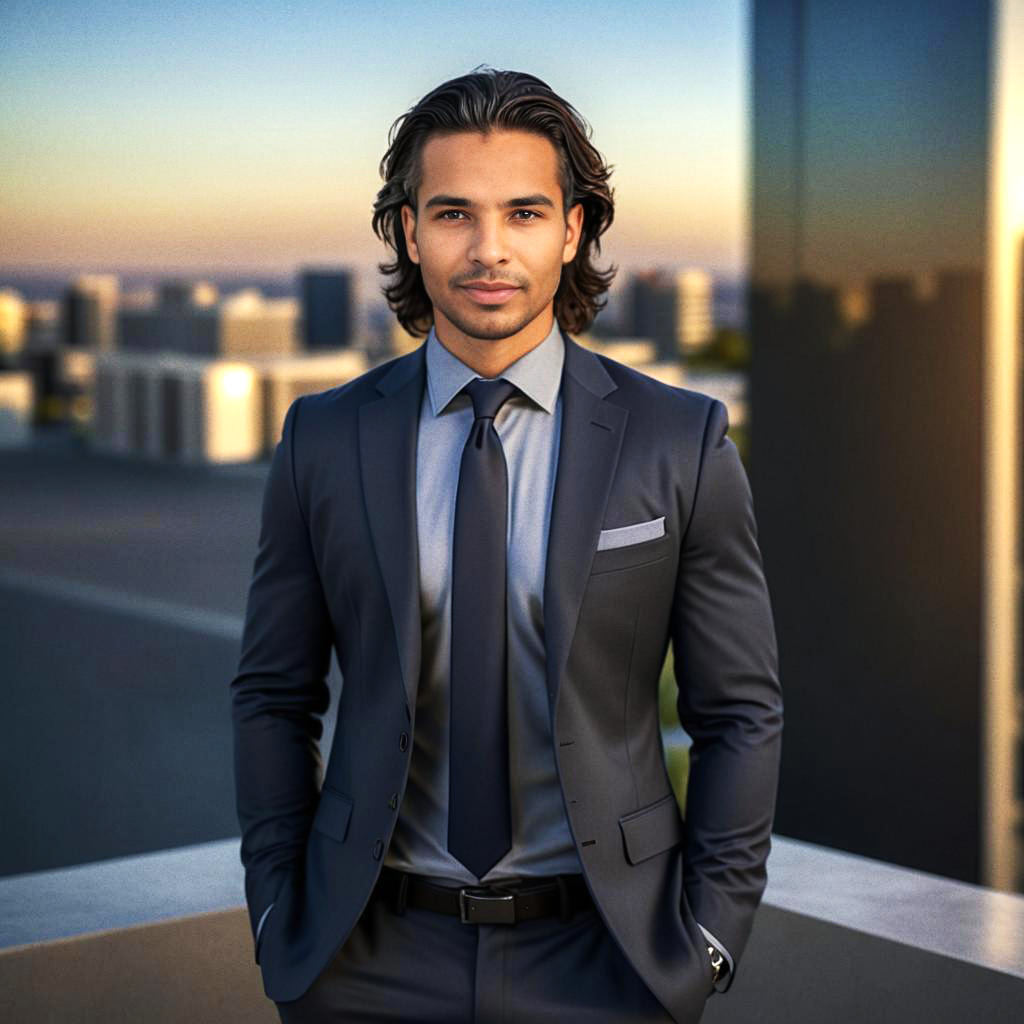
[371,66,616,337]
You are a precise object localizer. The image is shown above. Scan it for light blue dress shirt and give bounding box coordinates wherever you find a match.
[383,315,579,885]
[256,316,733,985]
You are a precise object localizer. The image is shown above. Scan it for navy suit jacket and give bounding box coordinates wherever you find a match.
[230,327,783,1023]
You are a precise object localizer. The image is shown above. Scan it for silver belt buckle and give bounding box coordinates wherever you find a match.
[458,884,517,924]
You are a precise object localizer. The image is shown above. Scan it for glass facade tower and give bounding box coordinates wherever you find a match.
[750,0,1024,890]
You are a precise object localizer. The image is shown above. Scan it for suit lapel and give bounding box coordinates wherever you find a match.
[357,329,628,720]
[543,330,628,720]
[359,341,427,712]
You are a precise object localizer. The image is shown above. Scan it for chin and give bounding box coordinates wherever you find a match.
[462,321,527,341]
[442,306,537,342]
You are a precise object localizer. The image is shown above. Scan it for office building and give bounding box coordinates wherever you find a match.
[750,0,1024,890]
[627,268,714,361]
[299,267,354,349]
[61,274,119,352]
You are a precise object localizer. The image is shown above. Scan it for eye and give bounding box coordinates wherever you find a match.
[438,210,466,220]
[512,209,540,220]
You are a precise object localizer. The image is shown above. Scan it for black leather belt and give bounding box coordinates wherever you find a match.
[375,865,593,924]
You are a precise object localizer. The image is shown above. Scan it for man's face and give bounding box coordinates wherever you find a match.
[399,129,583,344]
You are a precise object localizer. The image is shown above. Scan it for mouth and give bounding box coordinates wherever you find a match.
[459,283,521,305]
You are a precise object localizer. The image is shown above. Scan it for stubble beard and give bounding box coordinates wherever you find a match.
[435,287,546,343]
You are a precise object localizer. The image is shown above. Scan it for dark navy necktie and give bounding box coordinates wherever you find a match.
[447,376,519,878]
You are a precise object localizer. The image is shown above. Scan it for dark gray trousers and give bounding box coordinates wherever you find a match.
[274,878,676,1023]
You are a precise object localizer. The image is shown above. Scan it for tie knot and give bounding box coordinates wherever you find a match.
[463,377,519,421]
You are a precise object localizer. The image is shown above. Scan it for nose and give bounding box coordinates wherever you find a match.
[466,213,511,268]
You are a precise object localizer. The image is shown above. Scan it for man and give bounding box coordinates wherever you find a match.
[231,67,783,1024]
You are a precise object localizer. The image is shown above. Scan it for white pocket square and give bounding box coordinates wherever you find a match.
[597,515,666,551]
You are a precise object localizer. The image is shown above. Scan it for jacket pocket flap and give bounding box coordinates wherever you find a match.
[312,785,354,844]
[618,792,685,865]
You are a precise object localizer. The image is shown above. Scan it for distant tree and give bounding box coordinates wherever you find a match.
[685,325,749,370]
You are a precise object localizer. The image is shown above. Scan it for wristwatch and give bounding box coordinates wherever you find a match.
[707,943,725,987]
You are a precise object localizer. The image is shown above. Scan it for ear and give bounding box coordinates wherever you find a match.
[400,204,420,264]
[562,202,584,264]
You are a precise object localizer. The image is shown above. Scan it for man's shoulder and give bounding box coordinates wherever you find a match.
[583,343,720,427]
[292,346,421,420]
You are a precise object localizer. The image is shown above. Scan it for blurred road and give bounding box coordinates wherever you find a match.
[0,431,342,877]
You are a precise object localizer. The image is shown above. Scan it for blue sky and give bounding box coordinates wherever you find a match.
[0,0,749,278]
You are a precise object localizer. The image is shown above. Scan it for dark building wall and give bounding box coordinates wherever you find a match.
[750,0,991,883]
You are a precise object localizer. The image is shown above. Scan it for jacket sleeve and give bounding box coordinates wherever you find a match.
[254,900,276,960]
[671,398,784,993]
[230,394,333,957]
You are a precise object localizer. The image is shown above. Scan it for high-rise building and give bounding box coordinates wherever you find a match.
[627,268,713,360]
[750,0,1024,890]
[675,269,714,352]
[0,289,27,358]
[299,267,355,350]
[61,274,119,351]
[628,270,677,361]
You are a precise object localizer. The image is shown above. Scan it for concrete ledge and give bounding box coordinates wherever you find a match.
[0,839,246,949]
[0,840,274,1024]
[0,907,276,1024]
[762,834,1024,980]
[2,834,1023,1022]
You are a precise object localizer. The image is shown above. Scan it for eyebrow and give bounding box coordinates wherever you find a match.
[423,194,556,210]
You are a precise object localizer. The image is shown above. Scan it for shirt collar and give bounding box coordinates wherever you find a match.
[425,316,565,417]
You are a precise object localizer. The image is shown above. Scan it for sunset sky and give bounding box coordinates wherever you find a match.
[0,0,748,282]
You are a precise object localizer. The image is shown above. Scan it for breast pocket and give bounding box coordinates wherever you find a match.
[590,517,672,575]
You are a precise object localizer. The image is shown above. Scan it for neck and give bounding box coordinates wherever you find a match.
[433,308,555,378]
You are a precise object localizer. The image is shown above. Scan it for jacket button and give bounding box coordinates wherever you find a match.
[372,839,383,860]
[399,732,408,751]
[388,792,398,810]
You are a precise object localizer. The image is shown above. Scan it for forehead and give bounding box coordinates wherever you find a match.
[418,129,561,199]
